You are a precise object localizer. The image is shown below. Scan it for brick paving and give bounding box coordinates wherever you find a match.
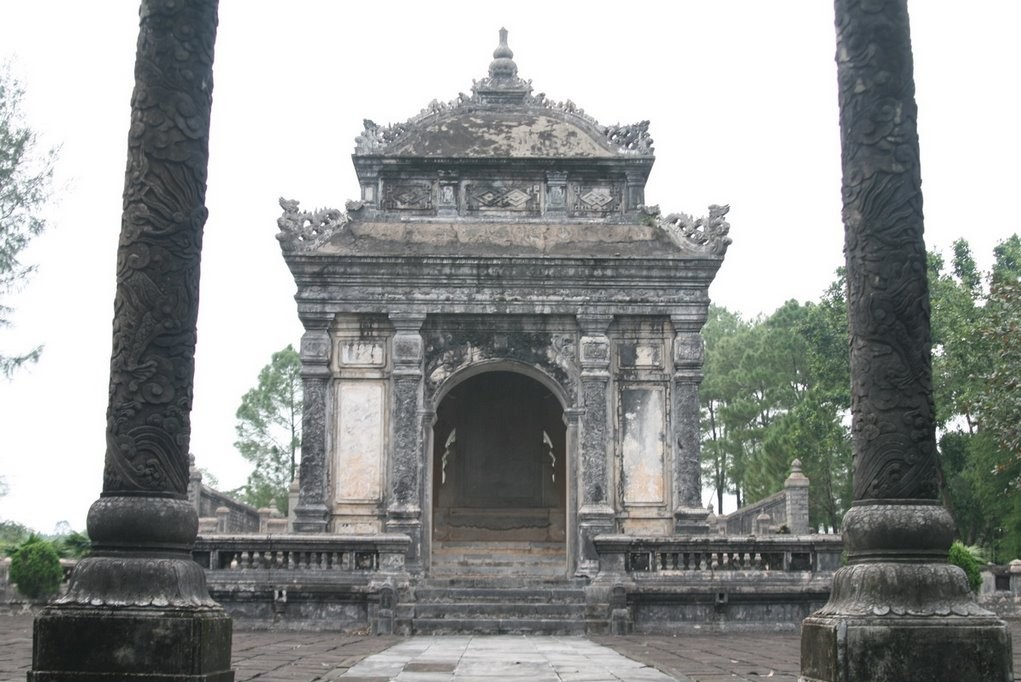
[3,614,1021,681]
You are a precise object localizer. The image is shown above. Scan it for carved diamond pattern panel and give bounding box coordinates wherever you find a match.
[571,183,622,215]
[466,181,540,213]
[382,181,434,211]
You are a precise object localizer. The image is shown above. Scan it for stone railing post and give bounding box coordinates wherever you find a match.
[800,2,1011,680]
[29,3,232,680]
[671,323,710,534]
[293,326,332,532]
[576,315,615,576]
[386,313,426,571]
[784,459,810,535]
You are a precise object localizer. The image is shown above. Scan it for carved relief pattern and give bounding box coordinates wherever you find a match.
[382,181,434,211]
[298,375,329,510]
[571,184,622,214]
[102,0,218,496]
[466,182,540,212]
[835,0,939,501]
[650,204,732,256]
[672,381,702,509]
[277,198,351,252]
[423,330,577,402]
[581,378,609,505]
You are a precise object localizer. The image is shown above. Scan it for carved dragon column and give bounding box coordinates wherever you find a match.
[576,315,616,577]
[670,323,710,534]
[292,324,332,532]
[30,2,233,680]
[386,313,426,572]
[800,2,1012,680]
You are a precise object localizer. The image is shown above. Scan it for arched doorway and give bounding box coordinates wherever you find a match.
[432,371,566,546]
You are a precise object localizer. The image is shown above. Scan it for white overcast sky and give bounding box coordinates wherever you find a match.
[1,2,1018,531]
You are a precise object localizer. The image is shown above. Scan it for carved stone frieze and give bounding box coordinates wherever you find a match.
[466,181,540,213]
[423,328,576,403]
[570,184,622,214]
[382,181,434,212]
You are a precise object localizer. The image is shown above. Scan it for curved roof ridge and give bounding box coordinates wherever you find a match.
[353,29,654,158]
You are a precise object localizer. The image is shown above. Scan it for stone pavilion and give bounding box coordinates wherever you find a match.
[277,29,731,578]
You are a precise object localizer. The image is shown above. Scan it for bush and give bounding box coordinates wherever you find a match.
[948,540,983,593]
[9,535,63,600]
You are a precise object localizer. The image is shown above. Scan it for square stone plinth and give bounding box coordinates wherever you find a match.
[801,614,1013,682]
[30,606,233,681]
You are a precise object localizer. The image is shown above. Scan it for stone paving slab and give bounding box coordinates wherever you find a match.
[4,615,1021,681]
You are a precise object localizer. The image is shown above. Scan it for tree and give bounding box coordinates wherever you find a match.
[233,344,302,513]
[929,235,1021,561]
[9,534,62,600]
[1,64,57,377]
[700,273,853,529]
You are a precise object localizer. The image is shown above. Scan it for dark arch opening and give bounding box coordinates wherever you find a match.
[432,371,566,543]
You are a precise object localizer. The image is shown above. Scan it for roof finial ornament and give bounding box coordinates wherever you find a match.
[489,27,517,79]
[472,27,531,105]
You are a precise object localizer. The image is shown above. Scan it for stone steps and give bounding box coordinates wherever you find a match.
[410,541,587,634]
[430,540,567,579]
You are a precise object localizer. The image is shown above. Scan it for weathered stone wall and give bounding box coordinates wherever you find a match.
[723,492,788,535]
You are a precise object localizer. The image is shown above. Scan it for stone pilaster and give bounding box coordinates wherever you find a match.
[800,2,1012,680]
[292,327,331,533]
[545,171,568,216]
[784,459,810,535]
[624,170,646,211]
[30,2,232,680]
[386,313,426,570]
[576,315,615,575]
[671,326,709,534]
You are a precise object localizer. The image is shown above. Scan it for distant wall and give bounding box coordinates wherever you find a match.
[188,467,260,533]
[722,491,788,535]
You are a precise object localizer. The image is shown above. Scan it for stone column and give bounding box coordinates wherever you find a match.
[800,2,1012,680]
[30,2,232,680]
[292,326,331,532]
[386,313,426,571]
[671,325,709,534]
[576,315,615,576]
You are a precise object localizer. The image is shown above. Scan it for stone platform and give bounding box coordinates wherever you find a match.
[5,614,1021,681]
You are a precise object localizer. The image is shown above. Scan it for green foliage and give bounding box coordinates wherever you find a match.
[0,518,32,554]
[9,535,62,600]
[53,530,91,559]
[234,344,302,514]
[931,236,1021,561]
[700,277,852,530]
[948,541,983,593]
[0,64,57,378]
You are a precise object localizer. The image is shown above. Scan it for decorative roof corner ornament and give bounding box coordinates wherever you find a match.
[604,121,654,155]
[276,197,351,252]
[648,203,732,256]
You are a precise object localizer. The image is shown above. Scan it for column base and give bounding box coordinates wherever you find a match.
[674,507,711,535]
[800,562,1013,681]
[577,505,615,576]
[31,605,233,682]
[292,503,329,533]
[386,510,422,574]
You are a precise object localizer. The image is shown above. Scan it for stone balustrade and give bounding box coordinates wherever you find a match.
[594,534,843,575]
[192,533,411,574]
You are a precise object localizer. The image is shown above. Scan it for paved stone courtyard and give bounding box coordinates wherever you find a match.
[3,615,1020,681]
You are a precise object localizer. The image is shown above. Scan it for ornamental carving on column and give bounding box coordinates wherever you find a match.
[835,0,939,502]
[103,0,218,498]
